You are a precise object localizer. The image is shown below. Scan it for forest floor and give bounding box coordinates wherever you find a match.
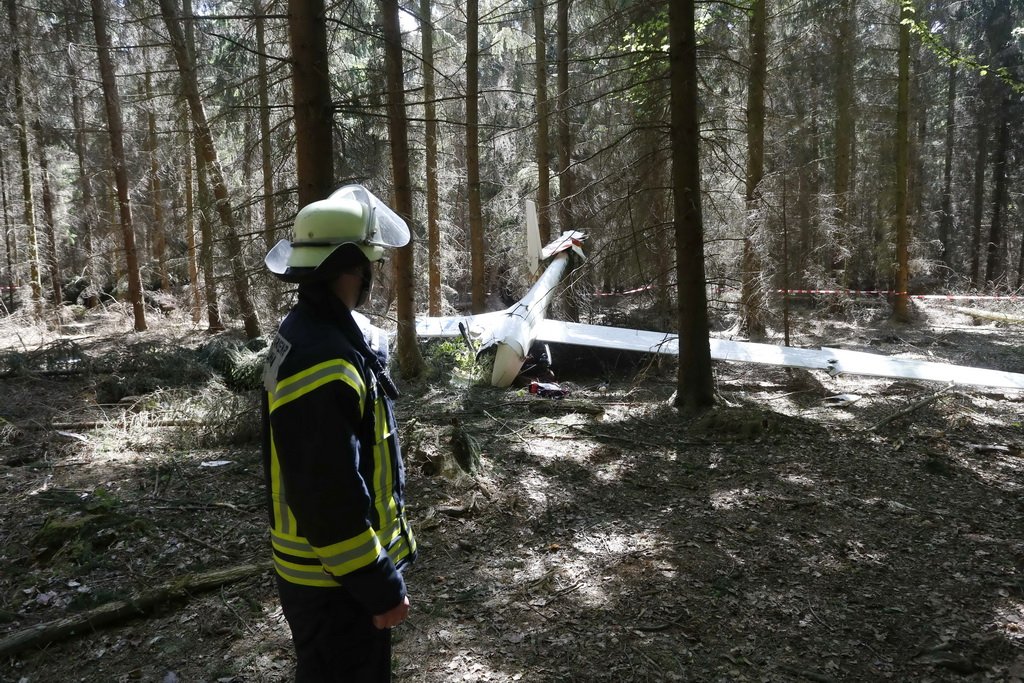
[1,296,1024,682]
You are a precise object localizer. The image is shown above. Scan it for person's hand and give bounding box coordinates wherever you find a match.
[372,595,410,629]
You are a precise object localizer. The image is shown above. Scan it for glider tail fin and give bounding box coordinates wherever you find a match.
[525,199,542,277]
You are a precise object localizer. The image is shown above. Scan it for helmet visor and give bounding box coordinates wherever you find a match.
[330,185,410,249]
[265,238,296,276]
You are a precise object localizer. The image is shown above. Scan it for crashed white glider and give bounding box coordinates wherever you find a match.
[416,203,1024,391]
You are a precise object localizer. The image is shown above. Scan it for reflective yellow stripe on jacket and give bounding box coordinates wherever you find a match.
[268,358,366,414]
[266,357,414,586]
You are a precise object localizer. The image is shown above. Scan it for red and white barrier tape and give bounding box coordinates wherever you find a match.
[775,289,1021,300]
[593,284,1021,301]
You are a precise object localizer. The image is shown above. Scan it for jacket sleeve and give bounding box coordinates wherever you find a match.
[269,360,406,615]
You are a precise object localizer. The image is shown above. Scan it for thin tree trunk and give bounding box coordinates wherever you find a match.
[421,0,442,315]
[467,0,486,313]
[555,0,573,232]
[182,112,202,323]
[181,0,209,325]
[193,118,224,332]
[939,59,957,271]
[36,126,63,305]
[145,67,169,291]
[380,0,424,379]
[7,0,42,314]
[970,97,987,288]
[255,0,277,251]
[833,0,856,277]
[66,15,98,307]
[986,105,1009,286]
[670,0,713,412]
[739,0,767,338]
[161,0,260,339]
[892,3,912,322]
[288,0,333,206]
[1,149,15,313]
[534,0,551,245]
[91,0,147,331]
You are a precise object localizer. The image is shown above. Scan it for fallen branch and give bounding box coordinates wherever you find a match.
[948,306,1024,325]
[868,382,955,432]
[18,419,206,431]
[0,562,270,658]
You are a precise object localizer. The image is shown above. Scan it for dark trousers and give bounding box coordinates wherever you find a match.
[276,575,392,683]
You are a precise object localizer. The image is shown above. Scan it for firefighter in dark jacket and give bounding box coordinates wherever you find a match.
[262,185,417,682]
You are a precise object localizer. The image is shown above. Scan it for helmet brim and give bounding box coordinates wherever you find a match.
[265,239,377,283]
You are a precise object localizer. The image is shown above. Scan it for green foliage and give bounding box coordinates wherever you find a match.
[903,4,1024,94]
[422,338,489,386]
[617,8,669,112]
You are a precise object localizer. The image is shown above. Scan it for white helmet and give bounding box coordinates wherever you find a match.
[266,185,410,282]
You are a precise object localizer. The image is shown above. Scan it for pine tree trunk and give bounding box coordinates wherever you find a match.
[892,3,912,323]
[91,0,147,331]
[534,0,551,246]
[36,128,63,305]
[939,59,957,271]
[145,67,169,291]
[160,0,260,339]
[66,16,97,306]
[288,0,334,206]
[0,150,16,305]
[255,0,277,252]
[556,0,573,232]
[739,0,767,339]
[421,0,442,315]
[380,0,424,379]
[669,0,714,412]
[182,111,203,323]
[986,106,1009,286]
[194,124,224,332]
[1,150,15,313]
[833,0,856,277]
[970,97,988,288]
[7,0,43,314]
[466,0,486,313]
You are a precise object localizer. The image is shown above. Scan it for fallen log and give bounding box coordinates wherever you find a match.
[948,305,1024,325]
[0,562,270,658]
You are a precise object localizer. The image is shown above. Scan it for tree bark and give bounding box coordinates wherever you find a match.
[555,0,574,232]
[892,2,912,323]
[160,0,260,339]
[180,0,219,329]
[422,0,442,315]
[670,0,714,412]
[91,0,147,331]
[939,59,957,271]
[289,0,334,206]
[467,0,486,313]
[65,12,97,306]
[970,96,988,289]
[380,0,425,379]
[7,0,43,314]
[739,0,767,338]
[182,110,203,323]
[534,0,552,246]
[36,126,63,305]
[833,0,856,277]
[145,66,169,291]
[255,0,277,252]
[0,149,15,313]
[986,105,1009,286]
